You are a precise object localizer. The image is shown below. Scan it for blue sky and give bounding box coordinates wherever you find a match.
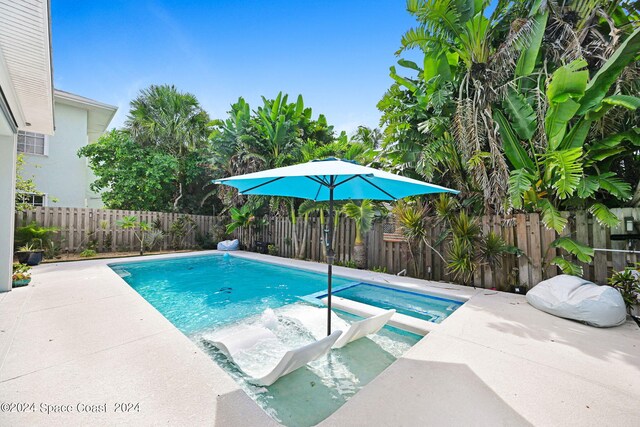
[51,0,420,135]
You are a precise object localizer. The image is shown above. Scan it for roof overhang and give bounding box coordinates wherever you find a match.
[54,89,118,141]
[0,0,55,135]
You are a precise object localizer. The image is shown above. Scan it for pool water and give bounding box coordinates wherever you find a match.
[196,309,419,427]
[331,283,463,323]
[110,255,421,426]
[110,254,352,333]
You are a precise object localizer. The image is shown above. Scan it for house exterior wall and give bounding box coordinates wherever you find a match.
[0,125,17,292]
[1,0,55,292]
[21,101,103,208]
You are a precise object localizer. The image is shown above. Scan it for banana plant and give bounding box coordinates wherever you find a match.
[497,28,640,275]
[253,92,310,167]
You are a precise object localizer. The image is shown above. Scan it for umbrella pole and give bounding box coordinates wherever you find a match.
[327,186,335,336]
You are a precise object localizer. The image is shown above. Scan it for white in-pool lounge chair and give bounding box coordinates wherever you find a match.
[280,304,396,349]
[203,325,342,386]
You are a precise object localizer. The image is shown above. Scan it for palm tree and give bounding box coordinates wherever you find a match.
[126,85,211,210]
[342,200,376,268]
[208,98,265,210]
[392,198,432,276]
[116,216,151,255]
[352,126,383,150]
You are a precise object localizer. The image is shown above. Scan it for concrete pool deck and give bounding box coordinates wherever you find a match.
[1,250,638,426]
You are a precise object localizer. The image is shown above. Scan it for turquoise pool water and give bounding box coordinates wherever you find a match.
[110,255,421,426]
[331,283,463,323]
[199,310,419,427]
[110,254,352,333]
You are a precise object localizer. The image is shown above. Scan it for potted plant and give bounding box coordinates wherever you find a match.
[12,263,31,287]
[609,267,640,321]
[14,221,58,265]
[15,242,45,266]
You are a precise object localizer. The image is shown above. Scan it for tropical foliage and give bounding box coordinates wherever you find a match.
[226,204,260,234]
[209,92,380,243]
[79,85,215,214]
[380,0,640,277]
[209,92,376,208]
[14,221,59,251]
[609,266,640,314]
[117,215,152,255]
[342,199,377,268]
[75,0,640,285]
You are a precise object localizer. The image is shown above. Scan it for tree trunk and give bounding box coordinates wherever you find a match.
[173,182,183,210]
[297,214,309,259]
[291,219,300,257]
[353,243,367,269]
[320,211,326,258]
[332,214,339,258]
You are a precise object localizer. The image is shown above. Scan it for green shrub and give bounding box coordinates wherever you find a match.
[334,259,357,268]
[609,267,640,314]
[44,240,62,259]
[14,221,59,250]
[79,249,97,258]
[267,244,278,256]
[195,232,217,249]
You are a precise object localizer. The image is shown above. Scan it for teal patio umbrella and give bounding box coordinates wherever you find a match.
[214,158,458,335]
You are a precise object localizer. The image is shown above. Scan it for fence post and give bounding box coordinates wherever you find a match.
[528,213,543,286]
[515,213,530,288]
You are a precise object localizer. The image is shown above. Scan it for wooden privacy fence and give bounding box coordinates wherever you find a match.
[16,206,640,287]
[235,208,640,288]
[15,207,220,253]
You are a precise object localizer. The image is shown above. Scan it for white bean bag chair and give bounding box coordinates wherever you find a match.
[526,275,626,327]
[217,239,239,251]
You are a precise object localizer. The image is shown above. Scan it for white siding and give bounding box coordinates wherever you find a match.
[0,0,54,134]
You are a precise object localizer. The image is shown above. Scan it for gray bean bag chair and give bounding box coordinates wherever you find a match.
[217,239,239,251]
[526,275,626,327]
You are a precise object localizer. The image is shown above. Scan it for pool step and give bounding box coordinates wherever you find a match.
[320,296,438,336]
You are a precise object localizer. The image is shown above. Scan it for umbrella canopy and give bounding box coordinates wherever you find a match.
[214,158,458,336]
[214,158,457,201]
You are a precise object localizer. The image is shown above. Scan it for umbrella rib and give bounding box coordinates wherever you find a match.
[357,175,396,200]
[305,176,328,201]
[238,176,284,194]
[306,176,327,186]
[334,175,360,187]
[313,182,322,201]
[314,175,332,186]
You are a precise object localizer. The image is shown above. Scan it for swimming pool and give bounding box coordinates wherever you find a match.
[110,254,353,333]
[327,283,463,323]
[109,254,423,426]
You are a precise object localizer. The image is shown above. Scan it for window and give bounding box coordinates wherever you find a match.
[17,131,46,155]
[17,193,46,207]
